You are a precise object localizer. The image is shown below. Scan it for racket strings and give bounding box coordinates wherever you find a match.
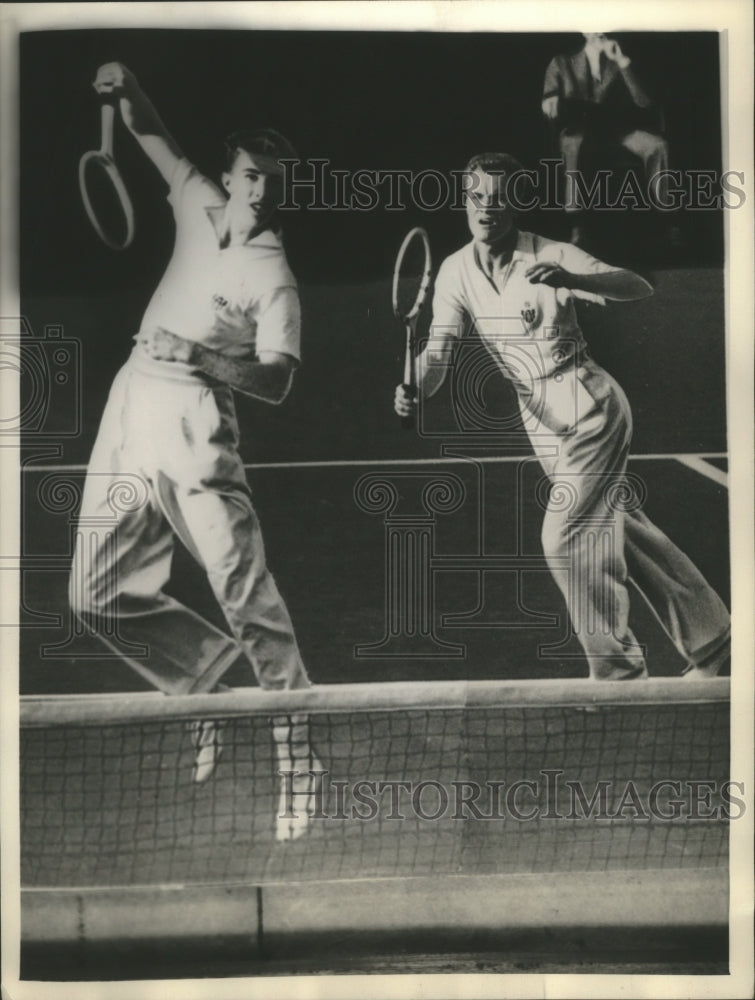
[392,229,432,321]
[81,158,133,246]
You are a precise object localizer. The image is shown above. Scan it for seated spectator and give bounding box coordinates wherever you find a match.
[542,33,671,244]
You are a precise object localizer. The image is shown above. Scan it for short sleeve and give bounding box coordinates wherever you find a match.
[557,242,623,276]
[553,242,623,305]
[166,157,224,221]
[431,257,468,338]
[254,285,302,363]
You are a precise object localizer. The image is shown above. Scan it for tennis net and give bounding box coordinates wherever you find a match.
[20,678,730,890]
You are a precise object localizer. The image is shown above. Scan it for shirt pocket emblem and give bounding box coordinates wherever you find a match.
[212,293,229,311]
[521,302,536,325]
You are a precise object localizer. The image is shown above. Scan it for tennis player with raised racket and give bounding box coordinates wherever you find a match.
[70,63,320,837]
[394,152,730,682]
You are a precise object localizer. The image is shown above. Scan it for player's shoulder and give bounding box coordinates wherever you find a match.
[525,229,618,284]
[525,231,574,262]
[437,241,474,278]
[241,230,298,291]
[169,157,225,208]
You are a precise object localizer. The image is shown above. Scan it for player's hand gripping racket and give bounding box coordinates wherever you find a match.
[78,93,135,250]
[392,226,432,430]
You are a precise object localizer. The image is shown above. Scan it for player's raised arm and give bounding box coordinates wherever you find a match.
[93,62,184,183]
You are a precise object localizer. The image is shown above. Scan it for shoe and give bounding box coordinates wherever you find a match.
[275,754,324,843]
[681,661,726,680]
[189,720,223,783]
[682,653,730,680]
[681,627,731,680]
[272,713,323,842]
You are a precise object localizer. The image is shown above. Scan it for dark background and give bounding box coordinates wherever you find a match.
[15,34,732,987]
[17,29,730,694]
[18,29,727,465]
[21,29,723,294]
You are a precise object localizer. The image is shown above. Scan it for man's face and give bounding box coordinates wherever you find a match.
[465,169,514,245]
[223,150,283,227]
[583,33,608,49]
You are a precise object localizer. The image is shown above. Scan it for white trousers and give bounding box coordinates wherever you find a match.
[69,359,310,695]
[521,359,730,679]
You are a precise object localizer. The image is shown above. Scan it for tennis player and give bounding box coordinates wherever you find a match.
[394,152,731,681]
[69,63,319,827]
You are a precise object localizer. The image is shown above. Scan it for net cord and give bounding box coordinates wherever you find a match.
[20,677,729,727]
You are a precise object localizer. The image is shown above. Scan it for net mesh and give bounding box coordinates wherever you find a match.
[20,681,730,890]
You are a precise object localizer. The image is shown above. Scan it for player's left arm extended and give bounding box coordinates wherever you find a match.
[525,263,653,302]
[139,328,296,402]
[192,347,296,403]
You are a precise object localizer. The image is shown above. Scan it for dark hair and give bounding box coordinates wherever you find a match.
[464,152,535,212]
[465,152,525,178]
[223,127,297,172]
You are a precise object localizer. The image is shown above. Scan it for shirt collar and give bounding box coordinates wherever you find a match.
[205,204,284,250]
[470,230,535,273]
[242,226,284,250]
[511,230,536,262]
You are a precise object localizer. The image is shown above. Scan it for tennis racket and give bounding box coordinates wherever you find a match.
[78,93,135,250]
[392,226,432,430]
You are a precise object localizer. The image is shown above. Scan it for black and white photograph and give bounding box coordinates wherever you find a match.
[1,2,752,998]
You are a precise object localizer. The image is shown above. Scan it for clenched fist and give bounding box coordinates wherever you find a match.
[394,384,417,418]
[93,62,138,97]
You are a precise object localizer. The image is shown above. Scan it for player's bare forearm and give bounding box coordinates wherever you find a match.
[394,335,454,418]
[192,345,296,403]
[122,92,184,180]
[568,269,653,301]
[525,263,653,301]
[139,328,296,402]
[93,63,184,182]
[417,335,456,398]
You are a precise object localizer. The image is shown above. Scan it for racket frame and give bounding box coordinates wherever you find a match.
[78,96,135,251]
[392,227,432,427]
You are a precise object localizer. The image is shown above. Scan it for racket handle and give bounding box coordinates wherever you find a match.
[98,97,117,158]
[400,383,417,431]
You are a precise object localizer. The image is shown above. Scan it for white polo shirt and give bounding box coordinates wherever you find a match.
[431,230,621,390]
[134,158,300,377]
